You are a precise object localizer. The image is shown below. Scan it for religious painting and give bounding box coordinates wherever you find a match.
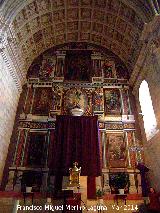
[107,133,127,168]
[93,88,104,111]
[63,88,88,114]
[27,52,56,79]
[102,60,116,78]
[104,89,121,115]
[26,132,47,167]
[39,54,56,79]
[32,88,53,115]
[64,50,91,81]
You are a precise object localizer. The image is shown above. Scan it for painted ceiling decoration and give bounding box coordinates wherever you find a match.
[0,0,160,86]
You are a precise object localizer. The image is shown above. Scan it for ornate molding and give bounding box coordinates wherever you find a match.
[19,120,55,130]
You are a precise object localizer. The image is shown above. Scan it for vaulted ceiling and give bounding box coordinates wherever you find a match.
[0,0,159,85]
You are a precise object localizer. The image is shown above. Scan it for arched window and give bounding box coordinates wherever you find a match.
[139,80,158,141]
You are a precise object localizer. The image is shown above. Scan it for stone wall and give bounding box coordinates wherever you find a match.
[130,16,160,191]
[0,54,20,182]
[142,54,160,190]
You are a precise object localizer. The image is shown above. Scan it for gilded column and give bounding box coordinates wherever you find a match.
[20,129,29,166]
[125,131,131,168]
[102,131,107,168]
[46,130,50,167]
[120,89,124,115]
[127,89,132,115]
[30,87,36,114]
[132,131,138,162]
[13,130,21,166]
[24,85,30,112]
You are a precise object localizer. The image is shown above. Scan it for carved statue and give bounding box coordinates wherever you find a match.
[69,162,81,188]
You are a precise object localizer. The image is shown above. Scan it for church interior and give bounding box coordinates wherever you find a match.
[1,0,160,212]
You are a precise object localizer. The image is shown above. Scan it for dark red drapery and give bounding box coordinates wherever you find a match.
[49,115,101,176]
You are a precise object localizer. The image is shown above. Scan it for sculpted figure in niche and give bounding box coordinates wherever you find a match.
[53,87,62,110]
[103,60,116,78]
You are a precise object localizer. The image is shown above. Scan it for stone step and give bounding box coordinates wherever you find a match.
[0,198,14,213]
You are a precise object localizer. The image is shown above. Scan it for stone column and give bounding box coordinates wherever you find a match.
[102,170,111,194]
[128,170,137,194]
[5,170,15,191]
